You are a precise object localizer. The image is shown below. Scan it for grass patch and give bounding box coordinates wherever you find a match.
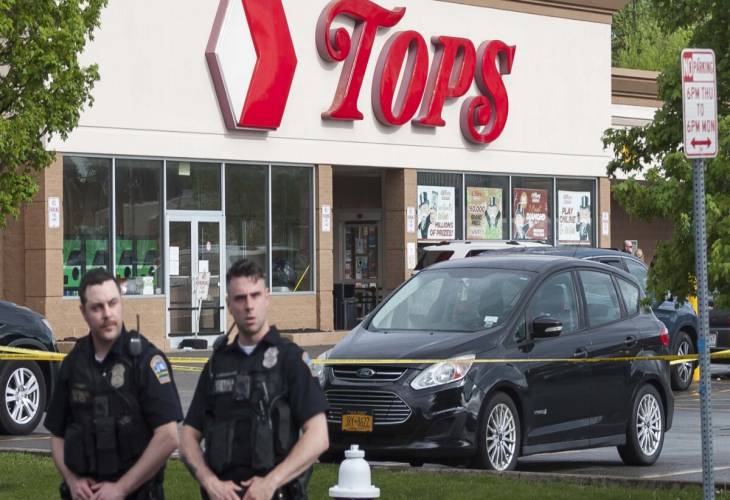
[0,452,726,499]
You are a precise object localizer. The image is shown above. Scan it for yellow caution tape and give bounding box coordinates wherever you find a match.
[3,345,729,367]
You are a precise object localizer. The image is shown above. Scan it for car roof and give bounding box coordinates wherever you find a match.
[422,240,551,251]
[489,245,646,264]
[427,254,598,272]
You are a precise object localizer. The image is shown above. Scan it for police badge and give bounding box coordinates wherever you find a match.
[262,346,278,369]
[110,363,125,388]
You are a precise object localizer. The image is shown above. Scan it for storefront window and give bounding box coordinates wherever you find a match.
[464,175,509,240]
[166,161,221,210]
[556,178,596,246]
[63,156,112,296]
[225,164,268,275]
[271,166,313,292]
[511,177,553,243]
[416,172,463,242]
[115,159,164,294]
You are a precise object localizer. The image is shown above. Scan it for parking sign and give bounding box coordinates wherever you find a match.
[682,49,718,158]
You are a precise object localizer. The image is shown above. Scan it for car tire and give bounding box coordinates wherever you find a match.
[617,384,665,466]
[475,392,521,471]
[670,331,696,391]
[0,361,47,435]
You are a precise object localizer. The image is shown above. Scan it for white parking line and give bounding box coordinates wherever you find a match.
[641,465,730,479]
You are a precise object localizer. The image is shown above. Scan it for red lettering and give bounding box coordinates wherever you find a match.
[461,40,516,144]
[316,0,405,120]
[372,31,428,126]
[415,36,475,127]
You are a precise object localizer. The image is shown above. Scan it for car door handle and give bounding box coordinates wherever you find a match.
[573,347,588,359]
[625,335,638,347]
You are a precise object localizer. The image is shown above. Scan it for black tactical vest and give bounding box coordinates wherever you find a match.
[203,336,298,477]
[63,335,152,480]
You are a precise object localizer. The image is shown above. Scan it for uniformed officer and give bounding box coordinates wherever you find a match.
[180,260,329,500]
[45,269,183,500]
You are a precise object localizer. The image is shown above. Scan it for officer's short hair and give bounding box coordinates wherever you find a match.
[79,268,121,305]
[226,259,265,288]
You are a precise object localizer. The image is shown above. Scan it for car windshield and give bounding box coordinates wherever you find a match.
[369,267,533,332]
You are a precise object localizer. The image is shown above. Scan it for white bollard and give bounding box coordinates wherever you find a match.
[328,444,380,499]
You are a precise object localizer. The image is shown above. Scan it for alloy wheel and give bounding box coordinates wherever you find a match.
[676,340,693,385]
[486,403,517,471]
[4,367,40,425]
[636,393,662,456]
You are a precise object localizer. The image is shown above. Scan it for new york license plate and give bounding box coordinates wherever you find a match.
[341,411,373,432]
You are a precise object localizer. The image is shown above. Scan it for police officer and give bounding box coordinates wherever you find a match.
[180,260,329,500]
[45,269,183,500]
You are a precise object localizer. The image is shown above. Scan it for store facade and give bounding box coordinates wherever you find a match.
[0,0,630,350]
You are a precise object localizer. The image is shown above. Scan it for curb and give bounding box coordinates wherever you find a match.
[368,463,730,492]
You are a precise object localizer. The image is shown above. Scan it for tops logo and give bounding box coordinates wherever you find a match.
[207,0,516,144]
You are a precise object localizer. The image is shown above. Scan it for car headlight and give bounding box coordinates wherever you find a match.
[410,354,476,390]
[311,349,332,386]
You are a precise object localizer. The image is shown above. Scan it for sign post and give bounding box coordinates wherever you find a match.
[682,48,718,500]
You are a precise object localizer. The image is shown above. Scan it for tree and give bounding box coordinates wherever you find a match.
[604,0,730,305]
[612,0,692,71]
[0,0,107,228]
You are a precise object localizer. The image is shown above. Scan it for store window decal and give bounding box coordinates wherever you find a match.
[558,190,592,245]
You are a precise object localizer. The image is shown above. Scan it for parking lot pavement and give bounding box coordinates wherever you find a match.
[2,353,729,486]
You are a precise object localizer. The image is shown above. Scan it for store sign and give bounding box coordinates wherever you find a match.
[316,0,516,144]
[207,0,516,144]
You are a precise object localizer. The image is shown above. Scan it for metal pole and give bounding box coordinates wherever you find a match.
[693,158,714,499]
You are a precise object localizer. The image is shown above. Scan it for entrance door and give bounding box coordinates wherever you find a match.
[166,215,224,342]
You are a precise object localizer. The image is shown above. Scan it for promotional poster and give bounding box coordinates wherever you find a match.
[417,186,456,240]
[512,188,549,240]
[558,190,592,244]
[466,187,503,240]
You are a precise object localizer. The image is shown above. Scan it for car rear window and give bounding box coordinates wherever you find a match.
[415,250,454,270]
[369,267,533,332]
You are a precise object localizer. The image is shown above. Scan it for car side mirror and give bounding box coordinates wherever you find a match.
[532,316,563,338]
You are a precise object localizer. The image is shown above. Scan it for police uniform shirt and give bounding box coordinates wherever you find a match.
[45,328,184,437]
[184,326,328,436]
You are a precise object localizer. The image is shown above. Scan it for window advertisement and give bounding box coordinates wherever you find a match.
[558,190,592,245]
[512,188,549,241]
[466,187,504,240]
[63,156,112,296]
[417,185,456,240]
[115,159,163,295]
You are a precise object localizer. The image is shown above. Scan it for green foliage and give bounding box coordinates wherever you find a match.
[0,0,106,228]
[604,0,730,306]
[612,0,692,71]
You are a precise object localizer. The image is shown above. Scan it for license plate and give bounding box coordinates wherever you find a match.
[341,411,373,432]
[709,332,717,348]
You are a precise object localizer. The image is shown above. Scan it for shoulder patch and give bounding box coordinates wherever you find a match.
[149,354,171,384]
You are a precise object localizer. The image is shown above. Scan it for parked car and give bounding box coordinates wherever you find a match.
[316,255,673,470]
[414,240,551,272]
[0,301,59,434]
[482,247,699,392]
[710,304,730,357]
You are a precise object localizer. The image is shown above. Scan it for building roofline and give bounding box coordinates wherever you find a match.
[438,0,630,24]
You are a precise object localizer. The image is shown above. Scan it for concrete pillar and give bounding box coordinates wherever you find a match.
[598,177,611,248]
[24,155,63,316]
[316,165,334,331]
[383,168,417,294]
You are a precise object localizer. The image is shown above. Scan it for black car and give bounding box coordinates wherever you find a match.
[317,255,673,470]
[0,301,59,434]
[484,247,699,392]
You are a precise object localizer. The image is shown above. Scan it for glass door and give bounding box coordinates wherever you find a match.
[167,215,224,339]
